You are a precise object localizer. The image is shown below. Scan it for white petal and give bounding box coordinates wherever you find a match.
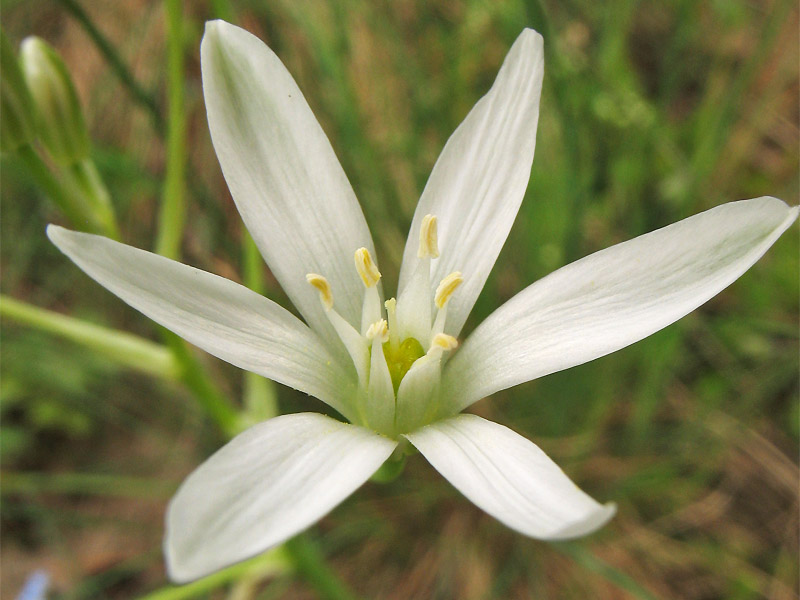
[165,413,397,582]
[406,415,614,539]
[398,29,544,337]
[47,226,357,420]
[443,197,798,413]
[202,20,376,341]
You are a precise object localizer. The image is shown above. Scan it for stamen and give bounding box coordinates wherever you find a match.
[307,272,368,386]
[434,271,463,308]
[306,273,333,310]
[417,214,439,259]
[354,247,381,288]
[430,333,458,352]
[366,319,389,343]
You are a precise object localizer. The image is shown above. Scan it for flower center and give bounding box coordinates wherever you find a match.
[305,214,463,436]
[384,337,425,392]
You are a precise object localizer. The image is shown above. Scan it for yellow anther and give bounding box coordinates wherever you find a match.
[417,214,440,259]
[366,319,389,342]
[354,247,381,288]
[306,273,333,310]
[431,333,458,352]
[434,271,464,308]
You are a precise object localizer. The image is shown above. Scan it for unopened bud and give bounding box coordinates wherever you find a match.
[0,30,36,153]
[20,36,89,164]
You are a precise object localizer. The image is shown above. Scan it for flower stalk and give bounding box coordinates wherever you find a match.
[0,294,179,380]
[154,0,187,260]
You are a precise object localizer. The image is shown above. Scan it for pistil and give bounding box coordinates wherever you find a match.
[395,333,458,433]
[365,319,394,434]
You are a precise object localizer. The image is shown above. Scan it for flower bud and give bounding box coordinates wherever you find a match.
[19,36,89,165]
[0,30,36,153]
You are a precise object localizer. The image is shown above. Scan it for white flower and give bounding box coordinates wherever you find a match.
[47,20,798,583]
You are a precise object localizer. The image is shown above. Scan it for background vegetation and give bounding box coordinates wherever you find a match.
[1,0,797,598]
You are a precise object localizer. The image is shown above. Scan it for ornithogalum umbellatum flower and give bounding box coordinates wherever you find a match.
[48,21,798,582]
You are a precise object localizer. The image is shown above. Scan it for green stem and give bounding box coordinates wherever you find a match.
[2,471,177,499]
[284,536,360,600]
[0,294,179,379]
[56,0,164,131]
[146,4,237,435]
[242,232,265,295]
[209,0,235,21]
[138,549,291,600]
[155,0,187,260]
[241,371,278,431]
[241,232,278,427]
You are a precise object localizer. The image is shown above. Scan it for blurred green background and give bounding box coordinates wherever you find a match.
[1,0,797,598]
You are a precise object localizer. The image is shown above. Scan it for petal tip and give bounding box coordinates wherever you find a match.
[548,501,617,540]
[45,223,70,247]
[203,18,232,37]
[162,515,212,584]
[201,20,246,56]
[519,27,544,48]
[162,540,190,584]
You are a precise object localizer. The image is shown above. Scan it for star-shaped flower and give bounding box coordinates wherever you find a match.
[47,21,797,582]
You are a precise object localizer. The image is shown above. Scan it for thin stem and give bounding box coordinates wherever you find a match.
[155,0,187,260]
[242,232,265,295]
[0,294,179,379]
[241,370,278,430]
[137,549,291,600]
[145,4,238,435]
[241,232,278,426]
[209,0,235,22]
[56,0,163,131]
[2,471,176,499]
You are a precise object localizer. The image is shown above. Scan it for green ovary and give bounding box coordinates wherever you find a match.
[384,337,425,392]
